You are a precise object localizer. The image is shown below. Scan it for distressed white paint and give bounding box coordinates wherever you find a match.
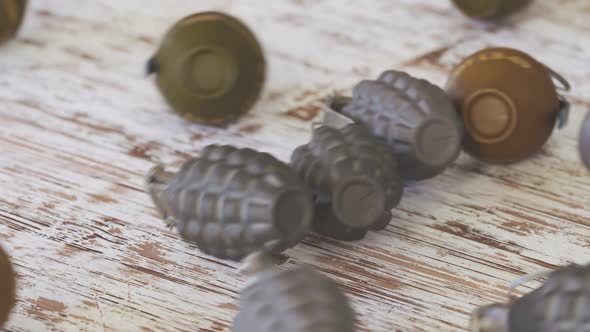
[0,0,589,331]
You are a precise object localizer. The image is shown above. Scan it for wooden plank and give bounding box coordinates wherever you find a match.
[0,0,589,331]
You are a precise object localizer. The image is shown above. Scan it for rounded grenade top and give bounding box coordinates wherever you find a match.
[148,12,266,124]
[580,112,590,170]
[0,246,16,327]
[0,0,27,45]
[451,0,532,21]
[446,47,569,164]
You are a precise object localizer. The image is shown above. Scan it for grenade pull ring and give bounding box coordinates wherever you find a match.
[323,95,354,129]
[146,164,176,226]
[546,66,572,129]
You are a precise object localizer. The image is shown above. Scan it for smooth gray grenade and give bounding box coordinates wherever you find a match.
[331,70,463,181]
[471,264,590,332]
[291,124,403,241]
[581,112,590,169]
[146,145,314,260]
[233,253,357,332]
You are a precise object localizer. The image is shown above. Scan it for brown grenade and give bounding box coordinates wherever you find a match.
[446,47,570,164]
[0,0,27,45]
[451,0,532,21]
[147,12,266,124]
[581,112,590,170]
[0,245,15,327]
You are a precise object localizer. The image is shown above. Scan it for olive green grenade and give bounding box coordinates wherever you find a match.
[233,252,357,332]
[147,12,266,124]
[146,145,313,260]
[332,70,463,181]
[0,0,27,45]
[581,112,590,169]
[291,124,403,241]
[471,264,590,332]
[446,47,570,164]
[0,246,15,327]
[452,0,532,21]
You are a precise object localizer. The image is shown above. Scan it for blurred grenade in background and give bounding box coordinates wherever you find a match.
[451,0,532,21]
[0,0,27,46]
[233,253,357,332]
[581,112,590,170]
[291,124,403,241]
[147,12,266,124]
[335,70,463,181]
[471,264,590,332]
[0,245,15,327]
[146,145,313,260]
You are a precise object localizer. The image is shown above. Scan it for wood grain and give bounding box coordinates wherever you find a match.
[1,0,589,331]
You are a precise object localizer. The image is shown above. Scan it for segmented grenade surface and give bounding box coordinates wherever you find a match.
[0,246,15,327]
[233,266,356,332]
[342,70,462,180]
[291,124,402,240]
[509,264,590,332]
[157,145,313,260]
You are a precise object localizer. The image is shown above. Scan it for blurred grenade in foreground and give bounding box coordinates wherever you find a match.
[147,12,266,124]
[471,264,590,332]
[0,245,15,327]
[146,145,313,260]
[233,253,357,332]
[333,70,463,181]
[0,0,27,45]
[291,124,403,241]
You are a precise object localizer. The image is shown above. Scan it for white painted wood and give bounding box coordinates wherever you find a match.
[0,0,589,331]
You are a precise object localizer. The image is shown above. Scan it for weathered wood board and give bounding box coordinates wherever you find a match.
[1,0,589,331]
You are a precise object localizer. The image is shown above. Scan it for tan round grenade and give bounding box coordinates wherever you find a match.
[0,246,15,327]
[446,47,570,164]
[452,0,532,21]
[581,112,590,170]
[291,124,403,241]
[0,0,27,45]
[234,253,357,332]
[337,70,463,180]
[146,145,313,260]
[147,12,266,124]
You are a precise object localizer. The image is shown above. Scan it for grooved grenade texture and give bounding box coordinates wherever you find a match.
[291,124,403,241]
[581,112,590,170]
[148,145,313,260]
[508,264,590,332]
[233,266,356,332]
[0,246,15,327]
[341,70,463,181]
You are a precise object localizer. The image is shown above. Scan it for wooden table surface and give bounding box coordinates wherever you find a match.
[1,0,589,331]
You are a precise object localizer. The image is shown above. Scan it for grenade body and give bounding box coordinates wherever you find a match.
[234,264,356,332]
[446,47,569,164]
[452,0,532,21]
[581,112,590,169]
[291,124,403,241]
[0,0,27,45]
[147,145,313,260]
[471,264,590,332]
[0,246,15,327]
[148,12,265,124]
[339,70,463,180]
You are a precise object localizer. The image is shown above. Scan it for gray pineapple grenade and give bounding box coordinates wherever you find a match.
[338,70,463,181]
[581,112,590,169]
[233,252,357,332]
[471,264,590,332]
[291,123,403,241]
[146,145,314,260]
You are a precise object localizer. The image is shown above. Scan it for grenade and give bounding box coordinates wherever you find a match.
[291,124,403,241]
[451,0,532,21]
[233,252,357,332]
[471,264,590,332]
[0,246,15,327]
[332,70,463,180]
[147,12,266,124]
[581,112,590,170]
[0,0,27,45]
[446,47,571,164]
[146,145,313,260]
